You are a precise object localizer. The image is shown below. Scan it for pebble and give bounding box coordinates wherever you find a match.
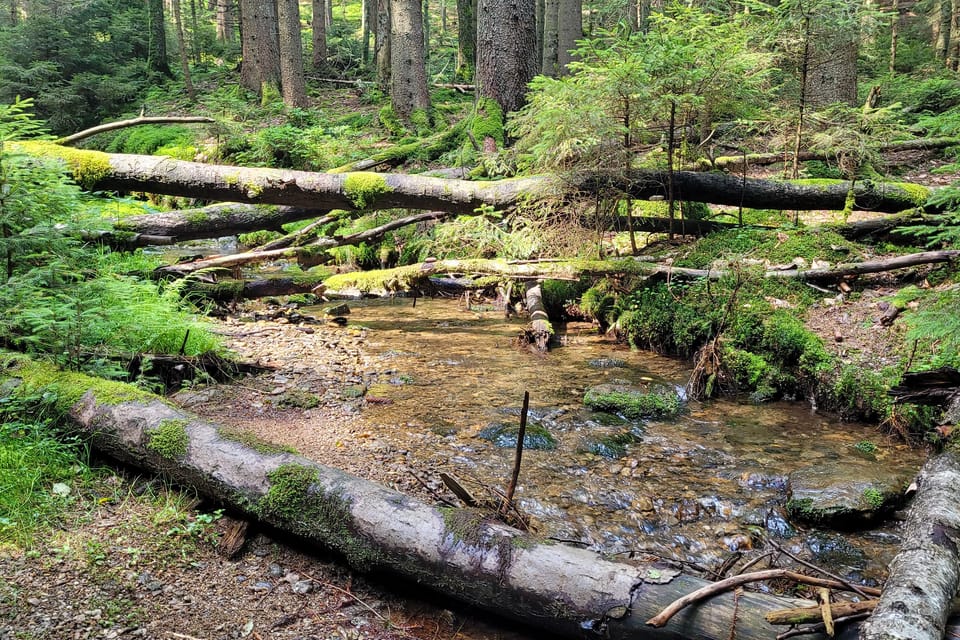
[268,563,283,577]
[250,581,273,591]
[292,580,313,595]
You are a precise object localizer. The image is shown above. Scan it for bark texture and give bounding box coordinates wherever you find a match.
[277,0,309,107]
[2,357,863,640]
[113,203,328,242]
[70,149,931,214]
[860,452,960,640]
[390,0,431,119]
[239,0,282,96]
[556,0,580,73]
[455,0,475,80]
[476,0,537,114]
[312,0,328,68]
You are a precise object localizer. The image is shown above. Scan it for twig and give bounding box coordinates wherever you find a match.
[645,569,881,628]
[298,571,417,633]
[170,634,206,640]
[406,469,458,507]
[775,612,871,639]
[764,537,872,599]
[736,551,773,574]
[501,391,528,517]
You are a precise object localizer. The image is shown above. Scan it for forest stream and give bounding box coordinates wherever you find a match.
[186,295,925,587]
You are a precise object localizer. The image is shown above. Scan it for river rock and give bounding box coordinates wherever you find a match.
[786,460,915,529]
[324,303,351,317]
[583,382,683,419]
[477,421,557,450]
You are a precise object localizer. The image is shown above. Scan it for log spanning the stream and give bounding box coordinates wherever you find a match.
[3,354,864,640]
[19,144,933,216]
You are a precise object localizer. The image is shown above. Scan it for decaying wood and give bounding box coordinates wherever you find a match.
[690,137,960,171]
[860,452,960,640]
[4,356,873,640]
[115,203,329,242]
[80,230,176,248]
[32,146,933,215]
[768,599,880,625]
[647,569,881,629]
[55,115,216,146]
[889,367,960,406]
[159,210,455,276]
[217,516,250,558]
[522,281,551,352]
[178,276,319,302]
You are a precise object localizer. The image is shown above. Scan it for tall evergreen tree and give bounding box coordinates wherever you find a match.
[455,0,475,80]
[312,0,328,68]
[239,0,281,98]
[146,0,173,77]
[391,0,431,120]
[277,0,308,106]
[476,0,537,114]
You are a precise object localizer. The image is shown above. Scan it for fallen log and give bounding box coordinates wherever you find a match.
[689,137,960,171]
[55,115,216,146]
[1,355,862,640]
[158,210,457,276]
[522,281,551,352]
[860,452,960,640]
[19,143,934,215]
[178,276,320,303]
[115,203,330,242]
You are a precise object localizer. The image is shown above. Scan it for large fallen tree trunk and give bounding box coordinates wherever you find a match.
[24,144,934,214]
[860,452,960,640]
[1,355,866,640]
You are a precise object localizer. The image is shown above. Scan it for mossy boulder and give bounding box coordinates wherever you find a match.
[786,461,915,530]
[477,421,557,451]
[583,427,644,459]
[583,383,683,420]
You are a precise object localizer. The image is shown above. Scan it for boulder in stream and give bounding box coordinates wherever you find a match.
[786,460,915,529]
[583,383,683,419]
[477,421,558,450]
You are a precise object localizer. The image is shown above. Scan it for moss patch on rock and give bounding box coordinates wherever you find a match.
[477,421,557,450]
[583,383,682,420]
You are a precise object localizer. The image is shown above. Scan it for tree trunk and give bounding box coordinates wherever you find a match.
[239,0,282,98]
[146,0,173,77]
[312,0,328,68]
[556,0,580,74]
[889,0,899,73]
[476,0,537,114]
[216,0,236,41]
[950,0,960,70]
[172,0,197,102]
[937,0,953,62]
[391,0,432,121]
[455,0,475,80]
[860,452,960,640]
[113,203,329,241]
[523,280,551,352]
[376,0,391,90]
[806,11,859,109]
[1,357,881,640]
[277,0,309,107]
[541,0,558,76]
[37,147,932,215]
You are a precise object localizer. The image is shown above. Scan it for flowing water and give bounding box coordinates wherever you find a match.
[308,296,923,584]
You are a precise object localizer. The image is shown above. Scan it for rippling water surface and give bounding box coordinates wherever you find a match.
[311,296,922,582]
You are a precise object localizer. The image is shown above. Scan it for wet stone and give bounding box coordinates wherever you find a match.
[477,421,557,450]
[786,460,916,529]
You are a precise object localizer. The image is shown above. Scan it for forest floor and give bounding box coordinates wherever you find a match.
[2,151,957,640]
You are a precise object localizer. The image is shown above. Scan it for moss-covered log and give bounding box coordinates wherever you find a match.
[861,452,960,640]
[178,276,320,302]
[1,354,872,640]
[19,144,936,215]
[115,203,329,242]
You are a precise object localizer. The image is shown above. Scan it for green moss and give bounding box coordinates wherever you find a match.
[785,497,818,521]
[147,419,190,459]
[217,427,298,454]
[471,98,505,148]
[377,105,408,137]
[4,357,153,416]
[237,230,282,248]
[256,464,379,569]
[863,487,884,509]
[583,385,682,419]
[409,108,433,136]
[184,210,210,224]
[277,389,321,409]
[343,172,392,209]
[899,182,931,205]
[12,142,112,189]
[584,428,644,459]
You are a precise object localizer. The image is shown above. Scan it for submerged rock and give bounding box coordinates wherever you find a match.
[477,421,558,450]
[786,460,915,529]
[583,382,683,419]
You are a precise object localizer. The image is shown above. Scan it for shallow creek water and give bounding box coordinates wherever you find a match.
[307,296,923,584]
